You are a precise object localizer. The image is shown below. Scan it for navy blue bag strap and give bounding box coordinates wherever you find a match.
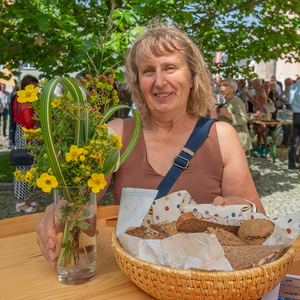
[155,117,217,200]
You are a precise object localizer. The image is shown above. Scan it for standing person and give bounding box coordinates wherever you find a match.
[35,24,265,266]
[288,80,300,172]
[213,76,223,105]
[246,79,255,113]
[277,78,293,148]
[236,79,248,112]
[210,78,251,152]
[268,81,280,143]
[271,75,283,95]
[0,83,11,139]
[8,86,19,149]
[13,75,39,213]
[245,78,267,147]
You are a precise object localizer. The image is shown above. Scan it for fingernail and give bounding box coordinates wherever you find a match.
[48,249,55,261]
[47,238,54,248]
[48,258,55,267]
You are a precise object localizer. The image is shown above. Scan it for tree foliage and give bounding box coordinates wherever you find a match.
[1,0,300,80]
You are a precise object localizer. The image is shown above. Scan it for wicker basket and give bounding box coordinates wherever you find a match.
[111,228,296,300]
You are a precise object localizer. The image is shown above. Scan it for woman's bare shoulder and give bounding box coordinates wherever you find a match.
[214,121,246,164]
[107,118,125,137]
[215,120,238,136]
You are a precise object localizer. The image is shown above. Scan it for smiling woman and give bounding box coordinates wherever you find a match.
[125,24,213,121]
[36,22,265,268]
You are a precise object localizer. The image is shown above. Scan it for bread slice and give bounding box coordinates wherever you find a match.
[176,212,241,235]
[206,227,247,246]
[125,225,165,239]
[237,219,275,245]
[150,221,177,237]
[222,245,279,270]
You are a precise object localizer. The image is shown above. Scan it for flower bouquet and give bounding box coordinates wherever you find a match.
[15,72,141,284]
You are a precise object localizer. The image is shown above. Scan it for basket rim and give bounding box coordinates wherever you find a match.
[111,227,296,276]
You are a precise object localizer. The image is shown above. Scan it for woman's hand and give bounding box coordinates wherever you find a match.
[36,204,57,267]
[212,196,250,207]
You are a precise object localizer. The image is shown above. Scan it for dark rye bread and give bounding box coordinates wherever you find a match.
[237,219,275,245]
[125,225,165,239]
[176,211,242,235]
[206,227,247,246]
[150,221,177,237]
[223,245,279,270]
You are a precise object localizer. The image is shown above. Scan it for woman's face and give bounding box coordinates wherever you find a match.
[252,82,260,90]
[137,48,193,117]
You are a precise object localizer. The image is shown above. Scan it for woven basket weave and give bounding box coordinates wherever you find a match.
[111,228,295,300]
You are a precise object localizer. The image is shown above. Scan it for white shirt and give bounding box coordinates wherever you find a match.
[0,91,10,111]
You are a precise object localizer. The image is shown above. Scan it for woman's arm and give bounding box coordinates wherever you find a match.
[213,121,265,214]
[257,90,267,104]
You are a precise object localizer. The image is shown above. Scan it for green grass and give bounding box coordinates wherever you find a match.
[0,154,16,183]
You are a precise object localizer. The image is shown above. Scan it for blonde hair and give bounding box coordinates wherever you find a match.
[252,78,262,87]
[125,23,214,120]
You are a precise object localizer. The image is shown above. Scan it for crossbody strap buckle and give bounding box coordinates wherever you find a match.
[173,155,190,170]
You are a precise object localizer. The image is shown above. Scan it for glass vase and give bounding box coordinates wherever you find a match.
[54,186,97,285]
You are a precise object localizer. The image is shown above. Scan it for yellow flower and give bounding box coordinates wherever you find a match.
[40,79,48,85]
[99,124,107,129]
[83,150,88,155]
[22,127,41,133]
[87,173,107,193]
[102,141,108,147]
[79,155,85,162]
[17,85,39,103]
[80,164,85,169]
[30,167,37,174]
[51,97,61,108]
[36,173,58,193]
[74,177,81,184]
[65,145,84,162]
[24,171,33,183]
[14,170,22,180]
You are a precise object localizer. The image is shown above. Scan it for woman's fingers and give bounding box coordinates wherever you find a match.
[212,196,226,206]
[213,196,249,207]
[36,203,57,266]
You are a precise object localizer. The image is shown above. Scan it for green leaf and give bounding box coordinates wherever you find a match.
[76,220,90,230]
[36,15,50,31]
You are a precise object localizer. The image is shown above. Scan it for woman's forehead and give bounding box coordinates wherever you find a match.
[136,40,185,62]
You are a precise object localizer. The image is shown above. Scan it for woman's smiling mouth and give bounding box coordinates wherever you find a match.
[155,93,171,98]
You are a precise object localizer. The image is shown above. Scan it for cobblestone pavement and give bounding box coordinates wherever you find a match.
[1,131,299,220]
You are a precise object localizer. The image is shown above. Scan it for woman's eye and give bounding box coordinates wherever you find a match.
[144,69,154,74]
[166,66,175,72]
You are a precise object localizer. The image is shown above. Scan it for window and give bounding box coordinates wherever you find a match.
[22,62,35,69]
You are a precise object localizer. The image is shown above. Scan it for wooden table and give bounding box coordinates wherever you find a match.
[1,205,299,299]
[248,119,293,163]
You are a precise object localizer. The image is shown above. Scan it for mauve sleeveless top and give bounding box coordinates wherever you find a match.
[113,118,223,205]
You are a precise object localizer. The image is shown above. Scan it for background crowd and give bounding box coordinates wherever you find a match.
[1,69,300,213]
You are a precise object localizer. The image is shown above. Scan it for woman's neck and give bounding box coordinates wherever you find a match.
[143,112,198,134]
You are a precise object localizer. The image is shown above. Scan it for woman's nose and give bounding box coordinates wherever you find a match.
[154,71,166,88]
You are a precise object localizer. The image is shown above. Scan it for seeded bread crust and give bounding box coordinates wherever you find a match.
[237,219,275,245]
[206,227,247,246]
[125,225,165,239]
[222,245,279,270]
[149,221,177,237]
[176,212,241,235]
